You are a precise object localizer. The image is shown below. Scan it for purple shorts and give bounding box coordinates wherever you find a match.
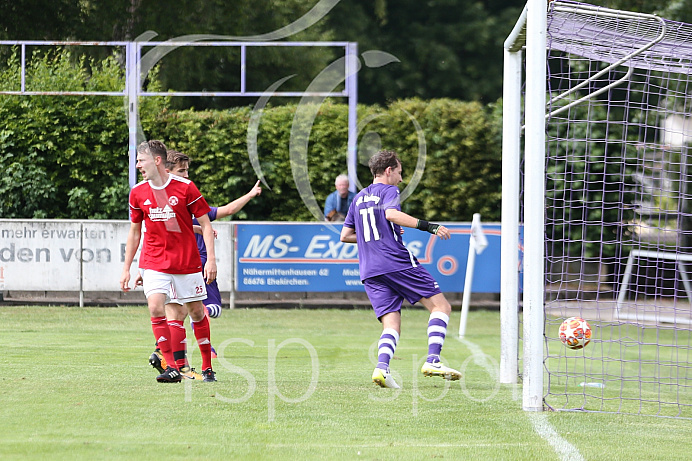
[364,266,442,320]
[201,257,221,306]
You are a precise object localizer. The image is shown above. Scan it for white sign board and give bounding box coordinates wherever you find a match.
[0,219,233,292]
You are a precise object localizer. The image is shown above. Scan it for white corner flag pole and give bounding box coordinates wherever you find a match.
[459,213,489,339]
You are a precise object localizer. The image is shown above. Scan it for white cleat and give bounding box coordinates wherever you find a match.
[421,361,462,381]
[372,367,401,389]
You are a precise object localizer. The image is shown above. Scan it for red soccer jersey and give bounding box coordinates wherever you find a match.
[129,174,211,274]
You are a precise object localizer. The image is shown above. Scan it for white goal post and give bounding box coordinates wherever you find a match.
[502,0,692,417]
[501,0,548,412]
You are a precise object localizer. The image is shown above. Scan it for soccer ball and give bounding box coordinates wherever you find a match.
[205,303,222,319]
[559,317,591,350]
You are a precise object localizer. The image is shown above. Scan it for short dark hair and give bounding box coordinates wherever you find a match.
[368,149,400,177]
[166,149,190,170]
[137,140,167,159]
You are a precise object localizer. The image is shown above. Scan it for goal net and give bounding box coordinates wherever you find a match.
[503,0,692,417]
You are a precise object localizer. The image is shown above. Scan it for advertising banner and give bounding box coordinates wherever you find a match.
[0,220,505,295]
[0,220,234,292]
[235,222,502,293]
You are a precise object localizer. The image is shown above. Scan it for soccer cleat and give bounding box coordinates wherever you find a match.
[149,350,167,374]
[372,367,400,389]
[421,361,462,381]
[211,346,217,359]
[180,365,203,380]
[202,368,217,382]
[156,366,182,383]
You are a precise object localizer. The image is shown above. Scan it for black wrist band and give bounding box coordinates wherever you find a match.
[416,219,440,235]
[416,219,440,234]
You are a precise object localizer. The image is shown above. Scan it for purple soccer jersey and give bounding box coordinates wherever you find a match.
[343,183,419,281]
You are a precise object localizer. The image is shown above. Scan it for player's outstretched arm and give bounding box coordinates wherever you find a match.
[216,180,262,219]
[120,222,142,291]
[384,209,450,240]
[197,214,217,283]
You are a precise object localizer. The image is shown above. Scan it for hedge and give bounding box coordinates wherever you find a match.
[145,98,502,222]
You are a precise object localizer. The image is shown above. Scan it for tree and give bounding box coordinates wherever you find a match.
[599,0,692,20]
[0,0,530,106]
[0,0,82,40]
[79,0,338,110]
[324,0,526,104]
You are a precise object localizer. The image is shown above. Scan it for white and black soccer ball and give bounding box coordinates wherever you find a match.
[206,303,222,319]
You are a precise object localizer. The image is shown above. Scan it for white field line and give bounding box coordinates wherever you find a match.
[457,337,498,381]
[528,413,585,461]
[455,336,584,461]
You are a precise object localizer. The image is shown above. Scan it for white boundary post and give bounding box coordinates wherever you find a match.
[459,214,488,339]
[229,223,237,310]
[523,0,548,412]
[346,42,359,194]
[500,5,526,384]
[126,42,139,190]
[79,222,84,307]
[459,235,476,339]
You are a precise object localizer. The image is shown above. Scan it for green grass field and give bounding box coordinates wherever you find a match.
[2,305,692,460]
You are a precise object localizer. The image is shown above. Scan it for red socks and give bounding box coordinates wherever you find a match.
[167,319,188,369]
[151,316,176,369]
[191,315,212,371]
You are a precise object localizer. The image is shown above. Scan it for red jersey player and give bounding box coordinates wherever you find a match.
[120,140,218,383]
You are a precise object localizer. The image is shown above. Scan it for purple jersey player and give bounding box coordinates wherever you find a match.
[341,149,462,389]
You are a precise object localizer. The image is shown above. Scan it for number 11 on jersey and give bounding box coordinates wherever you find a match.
[359,207,380,242]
